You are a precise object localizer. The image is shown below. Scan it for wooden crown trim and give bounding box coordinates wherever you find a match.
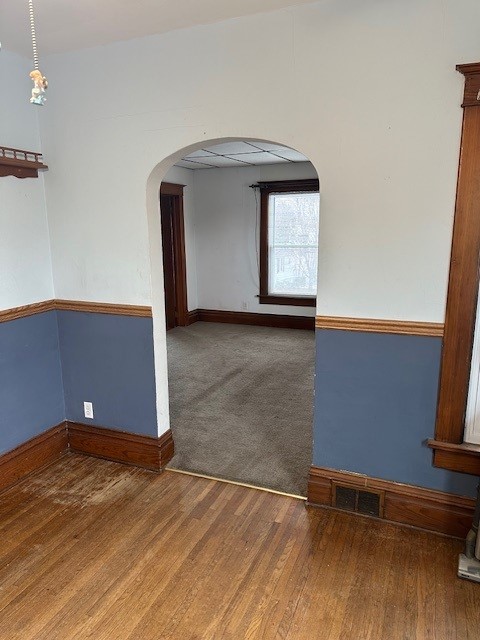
[315,315,444,337]
[0,299,153,323]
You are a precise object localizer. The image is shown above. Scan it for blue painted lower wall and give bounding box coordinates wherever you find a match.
[313,329,478,497]
[1,309,478,501]
[0,311,65,455]
[56,311,158,437]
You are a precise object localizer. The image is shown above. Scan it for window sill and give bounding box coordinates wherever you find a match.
[258,295,316,308]
[427,439,480,475]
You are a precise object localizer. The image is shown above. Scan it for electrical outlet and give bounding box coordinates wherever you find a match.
[241,301,249,310]
[84,401,94,419]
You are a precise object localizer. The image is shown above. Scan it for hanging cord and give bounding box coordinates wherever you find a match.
[29,0,39,71]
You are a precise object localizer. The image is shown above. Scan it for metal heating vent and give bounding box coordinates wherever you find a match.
[333,483,384,518]
[335,486,357,511]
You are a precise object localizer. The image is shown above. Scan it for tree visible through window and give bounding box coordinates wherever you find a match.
[259,179,319,306]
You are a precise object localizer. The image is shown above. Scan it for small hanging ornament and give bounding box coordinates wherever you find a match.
[28,0,48,105]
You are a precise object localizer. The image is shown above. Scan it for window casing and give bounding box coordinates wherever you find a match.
[428,63,480,476]
[258,179,319,307]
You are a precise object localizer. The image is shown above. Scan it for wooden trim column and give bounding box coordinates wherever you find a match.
[160,182,189,327]
[430,63,480,472]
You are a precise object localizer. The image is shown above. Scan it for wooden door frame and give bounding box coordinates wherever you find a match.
[160,182,188,327]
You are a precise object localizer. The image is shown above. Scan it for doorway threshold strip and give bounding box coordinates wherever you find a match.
[165,467,307,501]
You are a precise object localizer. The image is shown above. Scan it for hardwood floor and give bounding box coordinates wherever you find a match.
[0,454,479,639]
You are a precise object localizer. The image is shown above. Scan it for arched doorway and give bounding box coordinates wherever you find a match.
[147,137,320,497]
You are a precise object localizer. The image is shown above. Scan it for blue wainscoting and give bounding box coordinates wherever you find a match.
[0,311,65,455]
[56,311,158,437]
[313,329,479,497]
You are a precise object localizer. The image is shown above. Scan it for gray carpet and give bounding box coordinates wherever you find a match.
[166,322,314,496]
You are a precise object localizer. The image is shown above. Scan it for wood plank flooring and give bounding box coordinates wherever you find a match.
[0,453,479,639]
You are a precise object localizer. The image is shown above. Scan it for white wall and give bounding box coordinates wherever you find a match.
[37,0,480,431]
[193,162,317,316]
[163,165,198,310]
[40,0,480,320]
[0,51,54,310]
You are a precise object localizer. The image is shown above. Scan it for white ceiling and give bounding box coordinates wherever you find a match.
[0,0,318,57]
[175,141,309,170]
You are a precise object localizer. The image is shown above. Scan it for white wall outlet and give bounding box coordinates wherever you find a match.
[84,401,94,419]
[241,301,249,310]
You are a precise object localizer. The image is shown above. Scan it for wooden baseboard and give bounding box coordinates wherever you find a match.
[67,422,174,471]
[0,423,68,493]
[186,310,200,325]
[307,466,475,538]
[0,421,174,494]
[193,309,314,330]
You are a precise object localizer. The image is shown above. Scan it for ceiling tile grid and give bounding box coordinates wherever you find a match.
[177,140,309,170]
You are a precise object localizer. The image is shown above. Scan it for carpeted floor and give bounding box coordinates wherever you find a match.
[166,322,314,496]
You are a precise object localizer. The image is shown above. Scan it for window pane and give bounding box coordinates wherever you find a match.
[268,192,319,296]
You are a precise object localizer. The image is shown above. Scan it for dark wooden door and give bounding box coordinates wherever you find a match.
[160,194,177,330]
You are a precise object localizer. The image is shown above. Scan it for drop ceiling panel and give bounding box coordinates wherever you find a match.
[184,150,217,159]
[247,142,291,152]
[175,160,213,169]
[175,139,313,170]
[193,156,249,167]
[225,152,287,165]
[205,142,259,155]
[270,148,308,161]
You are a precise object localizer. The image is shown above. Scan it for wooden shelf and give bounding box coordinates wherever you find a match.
[0,146,48,178]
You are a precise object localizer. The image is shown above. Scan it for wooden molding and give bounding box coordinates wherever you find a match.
[307,466,475,538]
[258,295,316,308]
[256,179,320,192]
[54,300,152,317]
[315,315,444,337]
[457,63,480,107]
[186,310,200,325]
[0,299,153,322]
[0,421,174,495]
[194,309,314,330]
[0,146,48,179]
[434,63,480,448]
[0,423,68,493]
[428,439,480,476]
[0,299,56,323]
[160,182,185,196]
[159,185,189,327]
[67,422,174,471]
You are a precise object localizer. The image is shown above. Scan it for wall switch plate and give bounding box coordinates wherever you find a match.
[84,401,94,419]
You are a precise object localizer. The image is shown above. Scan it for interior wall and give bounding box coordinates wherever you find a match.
[31,0,480,492]
[0,51,64,453]
[0,51,54,309]
[192,162,317,316]
[39,0,480,321]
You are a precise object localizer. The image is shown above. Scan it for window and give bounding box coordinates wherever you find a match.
[258,179,319,307]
